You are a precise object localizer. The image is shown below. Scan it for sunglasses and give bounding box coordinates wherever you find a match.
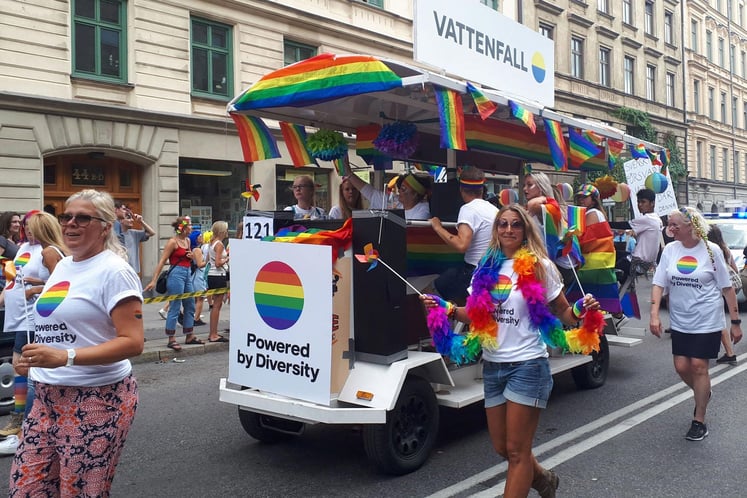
[58,213,107,227]
[496,219,524,230]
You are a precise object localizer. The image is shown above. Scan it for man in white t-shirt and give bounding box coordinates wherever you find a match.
[629,188,663,274]
[430,166,498,304]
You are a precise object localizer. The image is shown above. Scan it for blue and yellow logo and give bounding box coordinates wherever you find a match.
[531,52,546,83]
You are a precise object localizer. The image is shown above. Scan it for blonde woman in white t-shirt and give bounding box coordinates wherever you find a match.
[207,221,229,343]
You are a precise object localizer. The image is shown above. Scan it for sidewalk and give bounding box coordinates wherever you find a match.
[137,292,230,364]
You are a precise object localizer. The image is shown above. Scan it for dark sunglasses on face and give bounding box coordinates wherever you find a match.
[497,219,524,230]
[57,213,107,227]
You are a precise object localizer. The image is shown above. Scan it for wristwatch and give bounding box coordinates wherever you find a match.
[731,319,742,325]
[66,348,76,367]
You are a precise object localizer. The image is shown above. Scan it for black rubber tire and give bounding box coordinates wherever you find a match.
[362,376,439,475]
[571,335,609,390]
[237,409,303,443]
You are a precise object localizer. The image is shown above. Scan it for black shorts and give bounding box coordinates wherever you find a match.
[670,330,721,359]
[207,275,228,290]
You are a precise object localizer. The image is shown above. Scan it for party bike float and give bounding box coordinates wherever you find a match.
[218,52,664,475]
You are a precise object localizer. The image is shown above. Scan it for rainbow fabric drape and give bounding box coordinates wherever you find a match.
[279,122,312,167]
[405,226,464,277]
[230,113,280,162]
[434,86,467,150]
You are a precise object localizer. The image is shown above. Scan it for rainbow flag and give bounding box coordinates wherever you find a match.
[231,54,402,110]
[332,157,346,176]
[660,149,671,176]
[542,201,563,261]
[607,139,625,170]
[406,226,464,277]
[583,130,604,146]
[543,118,568,171]
[569,128,603,170]
[561,234,584,267]
[620,287,641,319]
[466,82,497,120]
[509,100,536,134]
[356,124,392,170]
[566,205,586,234]
[567,222,621,314]
[630,143,648,159]
[279,122,312,167]
[230,113,280,162]
[434,86,467,150]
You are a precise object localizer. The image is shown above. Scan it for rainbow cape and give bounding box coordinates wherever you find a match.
[434,86,467,150]
[543,118,568,171]
[509,100,536,134]
[630,143,648,159]
[569,128,603,171]
[567,222,621,313]
[231,54,402,110]
[466,82,497,120]
[279,122,313,167]
[230,113,280,162]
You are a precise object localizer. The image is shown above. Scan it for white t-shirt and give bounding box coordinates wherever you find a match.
[458,199,498,266]
[123,228,150,273]
[328,205,344,220]
[284,205,326,220]
[4,242,45,333]
[653,240,730,334]
[30,250,142,387]
[475,258,563,363]
[359,184,431,220]
[629,212,663,263]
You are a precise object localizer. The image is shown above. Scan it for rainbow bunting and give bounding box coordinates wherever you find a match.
[569,128,603,170]
[230,113,280,162]
[630,143,649,160]
[434,86,467,150]
[583,130,604,146]
[543,118,568,171]
[231,54,402,110]
[279,122,313,167]
[659,149,671,176]
[466,82,497,120]
[607,139,625,170]
[509,100,536,134]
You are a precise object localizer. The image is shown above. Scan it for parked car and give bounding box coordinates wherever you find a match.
[704,212,747,307]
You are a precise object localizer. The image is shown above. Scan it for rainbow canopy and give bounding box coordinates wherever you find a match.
[230,54,403,110]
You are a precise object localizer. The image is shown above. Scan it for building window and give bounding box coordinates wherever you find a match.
[598,0,609,14]
[741,4,745,26]
[735,151,740,183]
[623,0,632,24]
[691,20,699,52]
[191,18,232,99]
[731,45,736,71]
[733,96,739,126]
[708,145,716,180]
[723,147,729,181]
[571,37,584,78]
[666,72,675,106]
[624,56,635,94]
[696,141,703,177]
[706,31,713,61]
[599,47,611,87]
[645,1,655,35]
[480,0,498,9]
[693,79,700,113]
[709,87,715,119]
[664,12,674,44]
[744,101,747,129]
[362,0,384,7]
[721,92,727,123]
[72,0,127,82]
[742,51,746,78]
[646,64,656,100]
[719,37,725,67]
[539,23,554,40]
[284,40,317,65]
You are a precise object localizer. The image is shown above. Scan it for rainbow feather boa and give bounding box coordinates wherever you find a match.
[426,247,605,364]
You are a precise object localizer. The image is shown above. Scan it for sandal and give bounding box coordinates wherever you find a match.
[208,336,229,343]
[166,342,182,351]
[185,337,205,345]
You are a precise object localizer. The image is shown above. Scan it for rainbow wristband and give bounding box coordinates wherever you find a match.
[429,294,456,318]
[572,298,587,320]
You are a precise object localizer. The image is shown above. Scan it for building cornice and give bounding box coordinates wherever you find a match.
[568,13,595,29]
[644,46,664,59]
[534,0,564,16]
[596,25,619,40]
[664,55,681,66]
[622,36,643,50]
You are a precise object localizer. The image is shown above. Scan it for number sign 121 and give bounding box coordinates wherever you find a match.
[243,216,274,240]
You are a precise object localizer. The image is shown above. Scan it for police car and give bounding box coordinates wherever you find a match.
[704,212,747,306]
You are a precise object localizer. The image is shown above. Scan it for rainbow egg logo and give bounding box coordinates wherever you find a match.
[14,252,31,269]
[676,256,698,275]
[254,261,304,330]
[531,52,546,83]
[36,281,69,317]
[490,274,513,304]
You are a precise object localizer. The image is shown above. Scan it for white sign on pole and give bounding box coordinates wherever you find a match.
[623,158,678,218]
[414,0,555,107]
[228,240,332,405]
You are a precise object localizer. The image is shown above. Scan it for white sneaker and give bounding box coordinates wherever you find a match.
[0,435,19,456]
[158,309,168,320]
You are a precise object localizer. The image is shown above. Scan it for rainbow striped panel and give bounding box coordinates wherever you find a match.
[279,122,312,167]
[434,87,467,150]
[230,114,280,162]
[232,54,402,110]
[406,227,464,277]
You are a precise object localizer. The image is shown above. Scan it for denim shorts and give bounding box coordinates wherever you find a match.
[483,357,553,409]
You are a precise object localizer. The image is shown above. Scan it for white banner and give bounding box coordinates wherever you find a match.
[623,158,678,218]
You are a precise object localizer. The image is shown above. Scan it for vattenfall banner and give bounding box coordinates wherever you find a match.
[414,0,555,108]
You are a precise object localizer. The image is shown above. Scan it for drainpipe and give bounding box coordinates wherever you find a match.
[681,0,690,206]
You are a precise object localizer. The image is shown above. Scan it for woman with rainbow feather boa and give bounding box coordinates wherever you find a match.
[421,204,604,498]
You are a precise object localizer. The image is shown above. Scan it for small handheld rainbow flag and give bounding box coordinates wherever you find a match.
[466,82,497,120]
[566,205,587,235]
[230,113,280,162]
[569,128,602,169]
[279,122,312,167]
[630,143,649,160]
[543,118,568,171]
[434,86,467,150]
[509,100,536,134]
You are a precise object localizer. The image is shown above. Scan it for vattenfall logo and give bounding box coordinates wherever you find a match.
[432,12,548,84]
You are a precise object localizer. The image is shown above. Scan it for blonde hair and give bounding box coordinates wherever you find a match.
[488,204,552,282]
[670,206,715,270]
[26,212,69,255]
[337,178,363,220]
[65,189,125,259]
[211,221,228,239]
